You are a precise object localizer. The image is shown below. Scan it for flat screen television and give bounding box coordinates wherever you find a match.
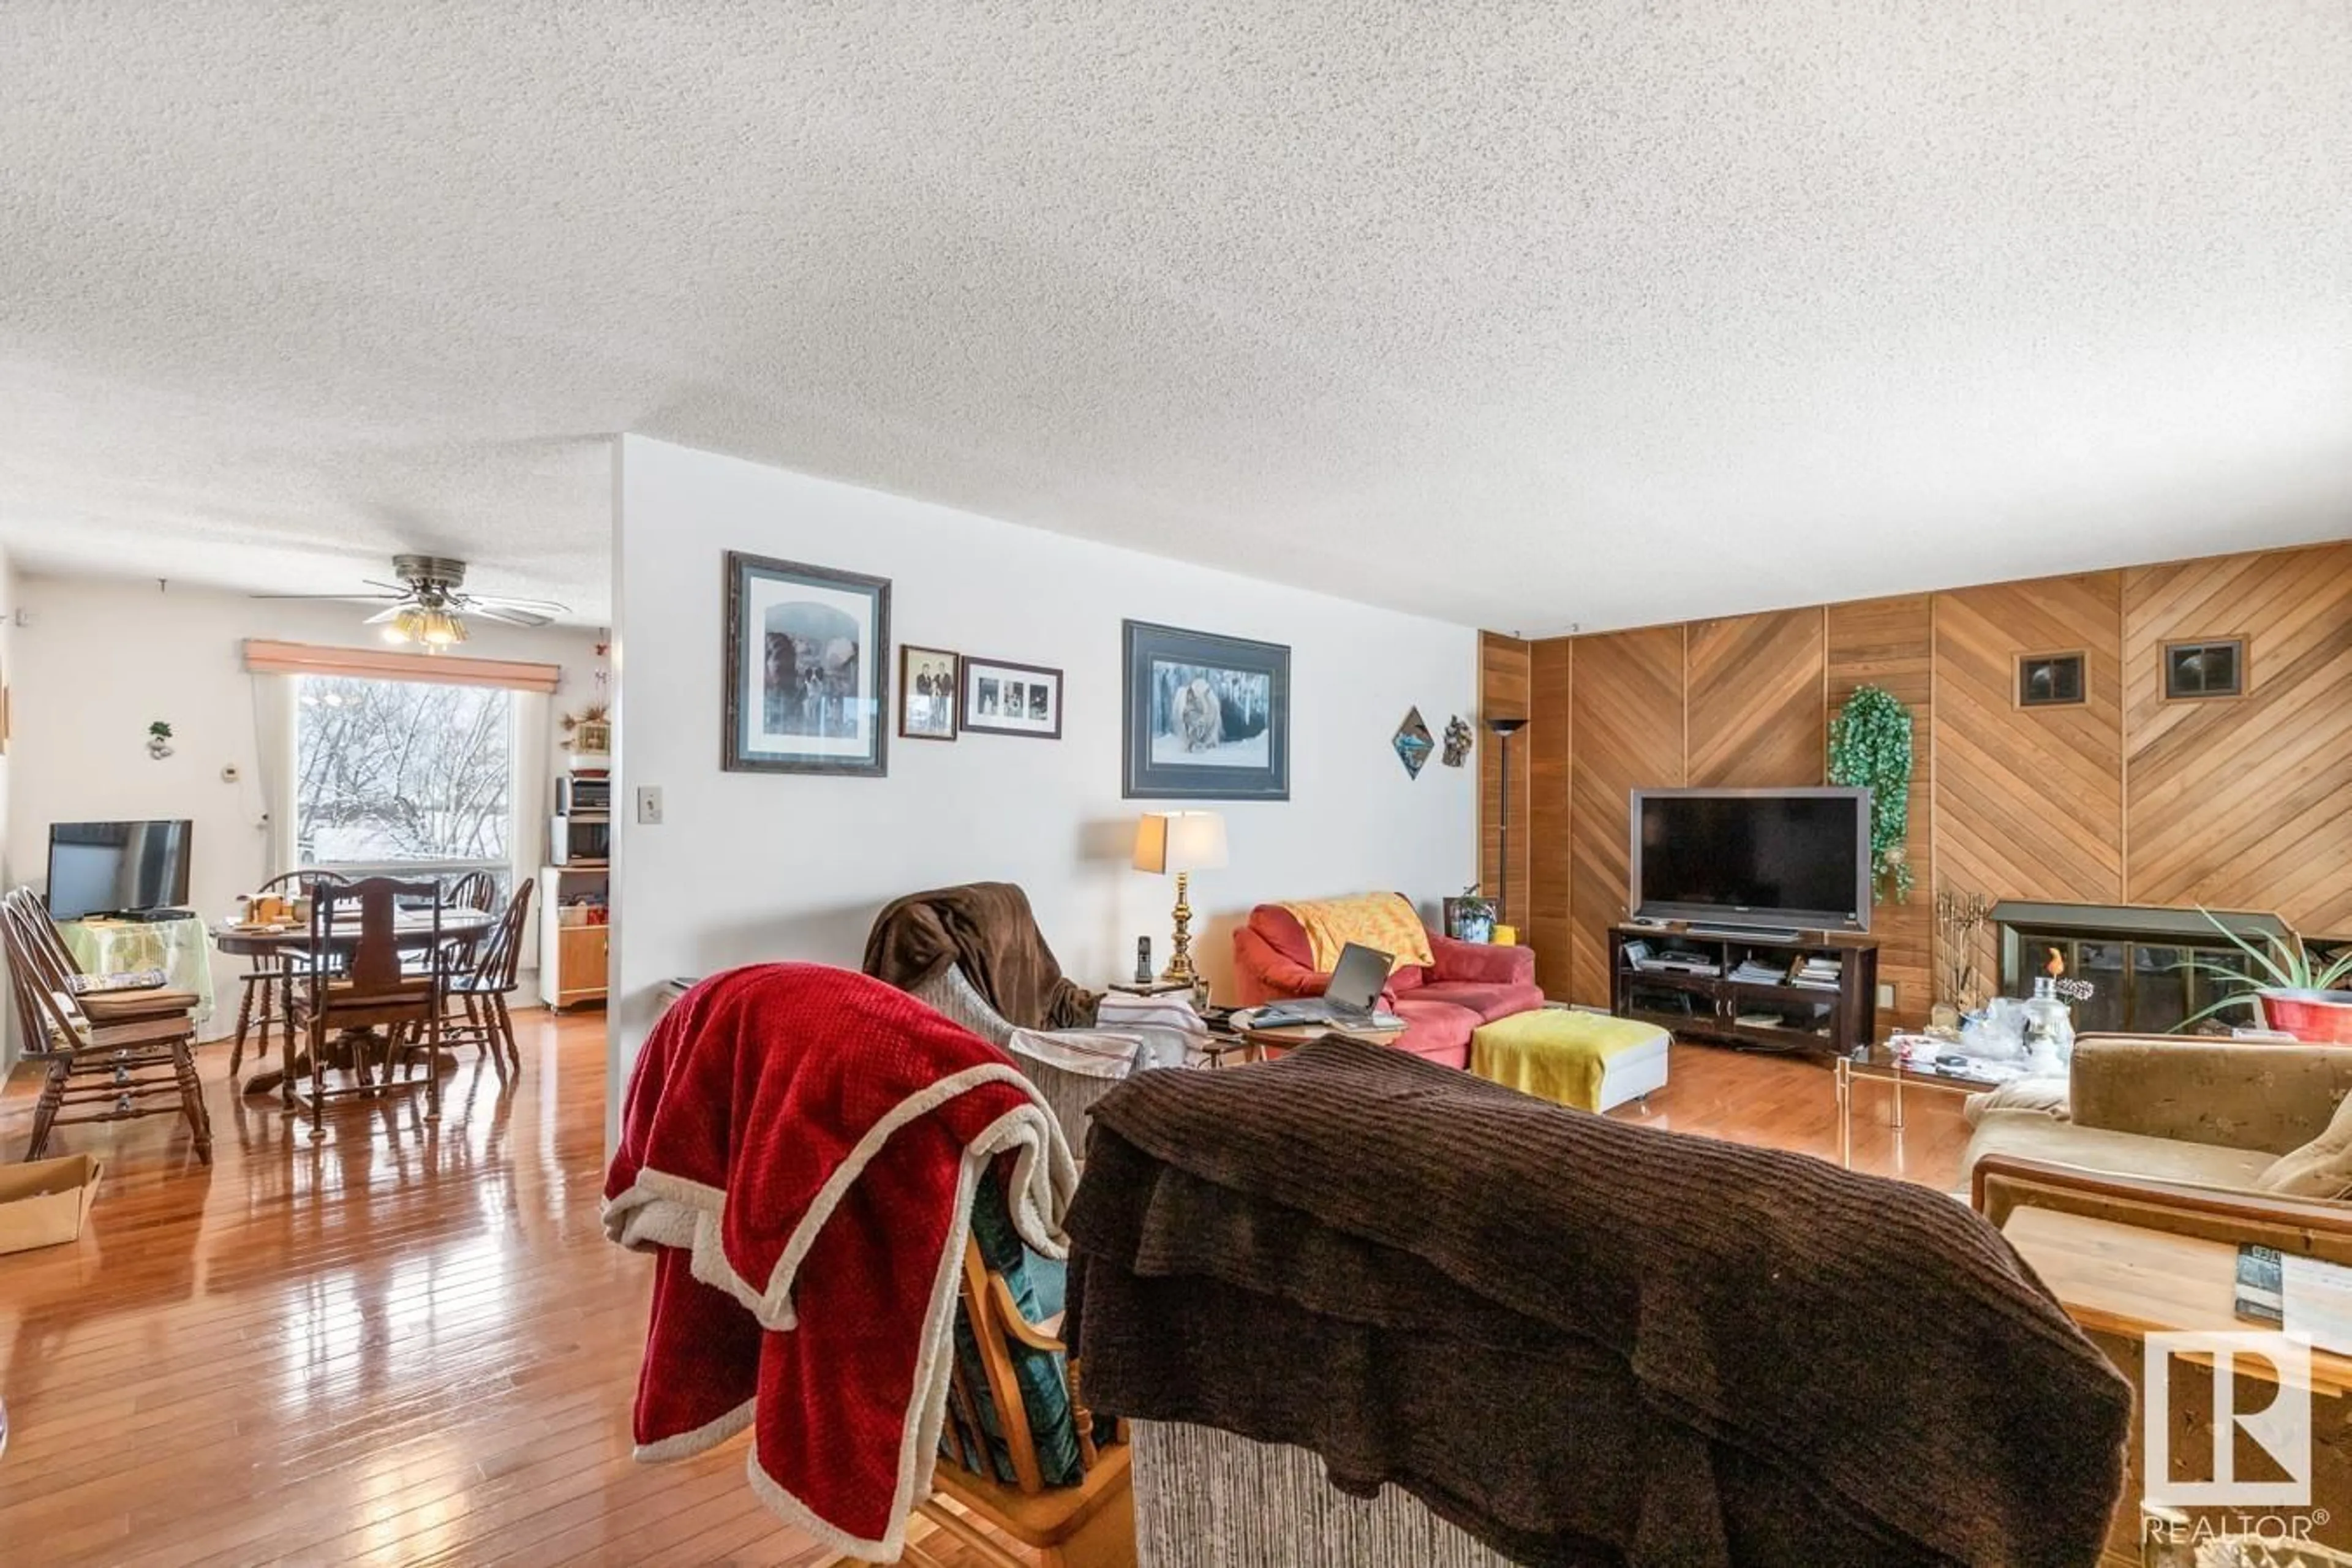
[1629,787,1872,933]
[47,820,195,921]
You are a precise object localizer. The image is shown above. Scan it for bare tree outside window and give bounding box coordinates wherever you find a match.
[295,677,513,869]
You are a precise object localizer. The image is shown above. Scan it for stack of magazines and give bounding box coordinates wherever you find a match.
[1791,956,1843,990]
[1728,957,1790,985]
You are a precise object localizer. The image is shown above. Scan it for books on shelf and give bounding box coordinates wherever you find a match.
[1728,959,1790,985]
[1790,956,1844,991]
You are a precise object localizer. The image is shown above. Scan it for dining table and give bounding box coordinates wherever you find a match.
[214,908,496,1097]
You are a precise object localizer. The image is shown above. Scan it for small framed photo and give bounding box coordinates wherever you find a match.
[962,657,1063,739]
[899,646,961,740]
[722,551,890,775]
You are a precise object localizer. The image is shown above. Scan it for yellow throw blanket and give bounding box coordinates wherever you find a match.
[1281,893,1434,974]
[1471,1010,1666,1112]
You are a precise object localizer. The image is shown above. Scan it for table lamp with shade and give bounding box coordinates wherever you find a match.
[1132,810,1228,984]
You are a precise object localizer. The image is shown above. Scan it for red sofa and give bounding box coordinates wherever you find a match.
[1232,902,1543,1068]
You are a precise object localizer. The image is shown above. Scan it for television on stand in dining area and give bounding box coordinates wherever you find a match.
[46,819,195,921]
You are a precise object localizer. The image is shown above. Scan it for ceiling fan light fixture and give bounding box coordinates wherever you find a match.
[383,605,428,645]
[419,608,467,650]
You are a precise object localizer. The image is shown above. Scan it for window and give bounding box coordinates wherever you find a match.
[2163,638,2244,699]
[295,675,514,881]
[2016,652,2086,708]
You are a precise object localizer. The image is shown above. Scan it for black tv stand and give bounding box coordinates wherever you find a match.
[1610,922,1879,1057]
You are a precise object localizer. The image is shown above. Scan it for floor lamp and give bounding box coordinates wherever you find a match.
[1486,716,1527,942]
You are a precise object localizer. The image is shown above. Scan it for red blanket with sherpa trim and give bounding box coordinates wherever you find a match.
[603,963,1074,1561]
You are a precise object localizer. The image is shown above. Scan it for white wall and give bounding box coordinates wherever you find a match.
[0,545,15,1068]
[7,575,606,1041]
[611,434,1480,1118]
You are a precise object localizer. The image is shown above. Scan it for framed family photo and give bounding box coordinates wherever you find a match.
[899,646,960,740]
[1122,620,1289,800]
[963,657,1063,739]
[722,551,891,775]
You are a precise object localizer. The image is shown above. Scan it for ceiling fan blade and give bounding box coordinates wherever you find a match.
[361,578,411,594]
[464,603,556,629]
[462,593,571,615]
[249,591,404,601]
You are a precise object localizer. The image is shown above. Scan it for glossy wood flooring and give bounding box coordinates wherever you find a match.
[0,1016,1966,1567]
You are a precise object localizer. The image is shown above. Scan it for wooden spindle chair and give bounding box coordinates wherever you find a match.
[228,870,348,1078]
[440,877,535,1074]
[287,876,447,1142]
[858,1177,1133,1568]
[446,870,499,913]
[2,887,211,1164]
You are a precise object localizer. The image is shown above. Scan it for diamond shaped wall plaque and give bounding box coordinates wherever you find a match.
[1393,707,1434,778]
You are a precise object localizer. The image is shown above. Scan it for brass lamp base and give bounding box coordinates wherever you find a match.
[1160,871,1197,984]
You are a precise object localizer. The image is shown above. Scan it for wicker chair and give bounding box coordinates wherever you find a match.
[2,887,211,1164]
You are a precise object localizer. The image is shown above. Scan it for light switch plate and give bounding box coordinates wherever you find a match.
[1876,982,1895,1009]
[636,785,663,826]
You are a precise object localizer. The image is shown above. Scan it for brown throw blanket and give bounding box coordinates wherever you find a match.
[1066,1038,2130,1568]
[861,881,1100,1031]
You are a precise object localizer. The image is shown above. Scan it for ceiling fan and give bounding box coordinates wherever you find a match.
[255,555,570,650]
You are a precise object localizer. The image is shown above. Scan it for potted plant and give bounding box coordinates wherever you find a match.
[2179,909,2352,1043]
[1444,886,1497,945]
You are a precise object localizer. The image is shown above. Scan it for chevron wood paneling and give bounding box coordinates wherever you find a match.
[1569,625,1685,1005]
[1484,545,2352,1035]
[1686,609,1825,786]
[1828,595,1934,1028]
[1479,632,1532,932]
[1935,575,2125,933]
[1528,638,1574,997]
[2124,543,2352,935]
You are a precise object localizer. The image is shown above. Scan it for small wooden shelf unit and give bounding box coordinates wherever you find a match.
[1608,922,1879,1056]
[539,864,609,1012]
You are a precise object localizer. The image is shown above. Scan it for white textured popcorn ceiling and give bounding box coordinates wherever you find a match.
[1,2,2346,631]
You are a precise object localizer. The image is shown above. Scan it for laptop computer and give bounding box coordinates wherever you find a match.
[1247,941,1403,1029]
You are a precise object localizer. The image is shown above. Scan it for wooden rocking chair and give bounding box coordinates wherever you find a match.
[850,1185,1133,1568]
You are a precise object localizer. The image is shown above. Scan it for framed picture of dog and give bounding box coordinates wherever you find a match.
[1121,620,1290,800]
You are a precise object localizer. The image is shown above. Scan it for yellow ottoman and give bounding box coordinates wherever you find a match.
[1470,1009,1671,1114]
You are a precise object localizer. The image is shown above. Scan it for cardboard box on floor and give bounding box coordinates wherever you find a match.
[0,1153,102,1254]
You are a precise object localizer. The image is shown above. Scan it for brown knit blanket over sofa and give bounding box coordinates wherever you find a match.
[861,881,1101,1031]
[1065,1037,2130,1567]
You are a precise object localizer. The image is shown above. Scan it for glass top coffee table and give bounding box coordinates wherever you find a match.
[1833,1044,2023,1169]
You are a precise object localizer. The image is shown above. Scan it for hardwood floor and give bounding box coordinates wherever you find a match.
[1,1010,831,1568]
[0,1016,1966,1566]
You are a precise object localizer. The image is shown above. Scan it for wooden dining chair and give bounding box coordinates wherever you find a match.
[228,870,347,1079]
[286,876,447,1141]
[441,878,535,1074]
[2,886,211,1164]
[445,870,499,914]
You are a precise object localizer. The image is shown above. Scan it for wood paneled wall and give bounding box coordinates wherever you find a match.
[1482,540,2352,1030]
[1826,595,1936,1027]
[2123,548,2352,934]
[1478,632,1532,933]
[1567,626,1686,1005]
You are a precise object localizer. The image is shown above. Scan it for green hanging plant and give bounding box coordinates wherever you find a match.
[1827,685,1913,902]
